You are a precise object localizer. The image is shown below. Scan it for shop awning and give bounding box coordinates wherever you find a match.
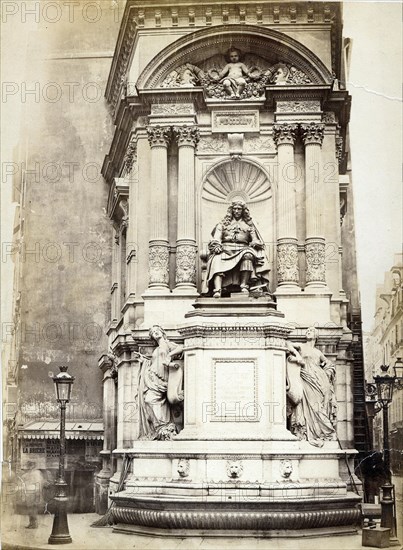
[18,421,104,440]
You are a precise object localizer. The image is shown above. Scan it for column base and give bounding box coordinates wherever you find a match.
[275,284,301,295]
[304,282,331,293]
[172,285,198,296]
[143,286,171,296]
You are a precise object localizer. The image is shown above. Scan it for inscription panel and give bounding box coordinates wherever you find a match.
[212,110,259,133]
[212,358,258,422]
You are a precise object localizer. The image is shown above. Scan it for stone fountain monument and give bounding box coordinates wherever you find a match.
[97,1,362,538]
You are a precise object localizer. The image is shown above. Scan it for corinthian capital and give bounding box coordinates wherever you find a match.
[147,125,171,147]
[173,126,200,147]
[273,124,298,147]
[300,123,325,146]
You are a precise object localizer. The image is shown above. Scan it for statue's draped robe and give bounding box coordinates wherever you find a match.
[203,219,270,293]
[137,340,180,439]
[289,345,336,447]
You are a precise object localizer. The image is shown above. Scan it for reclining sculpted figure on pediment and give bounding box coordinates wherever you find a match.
[160,48,312,99]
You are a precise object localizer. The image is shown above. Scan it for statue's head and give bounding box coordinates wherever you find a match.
[231,199,245,220]
[305,326,319,341]
[222,199,252,227]
[149,324,166,342]
[227,48,242,63]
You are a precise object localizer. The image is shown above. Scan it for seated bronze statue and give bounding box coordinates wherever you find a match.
[202,200,270,298]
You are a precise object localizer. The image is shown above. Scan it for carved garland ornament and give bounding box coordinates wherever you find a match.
[123,136,137,173]
[305,240,326,283]
[198,136,228,153]
[151,103,194,115]
[276,101,321,114]
[175,244,197,286]
[243,136,275,153]
[160,52,312,101]
[277,242,299,283]
[148,245,169,285]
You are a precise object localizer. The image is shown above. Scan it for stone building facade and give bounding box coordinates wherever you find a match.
[2,0,370,530]
[365,253,403,473]
[2,2,123,512]
[95,0,366,535]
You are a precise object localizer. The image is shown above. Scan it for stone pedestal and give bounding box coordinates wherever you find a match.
[110,297,360,535]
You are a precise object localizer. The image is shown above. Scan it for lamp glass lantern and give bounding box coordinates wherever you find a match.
[394,357,403,380]
[53,366,75,403]
[376,378,394,406]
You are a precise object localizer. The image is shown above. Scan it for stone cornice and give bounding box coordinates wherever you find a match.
[178,323,291,343]
[106,3,341,113]
[107,177,129,222]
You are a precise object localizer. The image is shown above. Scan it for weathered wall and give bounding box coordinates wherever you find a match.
[14,2,123,424]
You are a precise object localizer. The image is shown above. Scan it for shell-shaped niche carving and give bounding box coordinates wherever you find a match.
[202,160,271,204]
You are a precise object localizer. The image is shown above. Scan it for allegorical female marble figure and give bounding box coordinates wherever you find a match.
[136,325,183,440]
[203,200,270,297]
[286,327,337,447]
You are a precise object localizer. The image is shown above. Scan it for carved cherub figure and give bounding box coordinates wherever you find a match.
[216,48,251,99]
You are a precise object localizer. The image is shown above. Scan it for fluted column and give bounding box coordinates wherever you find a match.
[301,122,326,288]
[173,126,200,293]
[273,123,299,289]
[146,126,171,291]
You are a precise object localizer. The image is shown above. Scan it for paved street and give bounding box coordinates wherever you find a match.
[1,509,402,550]
[2,476,401,550]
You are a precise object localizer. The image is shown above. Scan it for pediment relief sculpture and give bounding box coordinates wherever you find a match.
[160,48,312,99]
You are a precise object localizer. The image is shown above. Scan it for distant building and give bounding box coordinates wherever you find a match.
[364,253,403,473]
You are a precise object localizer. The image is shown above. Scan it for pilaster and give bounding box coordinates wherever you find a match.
[273,123,300,291]
[173,125,200,294]
[301,122,327,289]
[145,125,171,292]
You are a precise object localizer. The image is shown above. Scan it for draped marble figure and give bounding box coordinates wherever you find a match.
[286,327,337,447]
[136,325,183,440]
[203,200,270,297]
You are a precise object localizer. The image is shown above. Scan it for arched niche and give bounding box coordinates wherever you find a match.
[197,158,275,287]
[137,24,333,91]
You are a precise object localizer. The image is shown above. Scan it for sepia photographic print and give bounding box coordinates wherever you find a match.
[1,1,402,549]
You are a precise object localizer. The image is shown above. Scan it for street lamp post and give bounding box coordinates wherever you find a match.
[369,358,403,546]
[48,366,75,545]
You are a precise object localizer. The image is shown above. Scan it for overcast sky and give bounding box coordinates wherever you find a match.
[342,1,402,331]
